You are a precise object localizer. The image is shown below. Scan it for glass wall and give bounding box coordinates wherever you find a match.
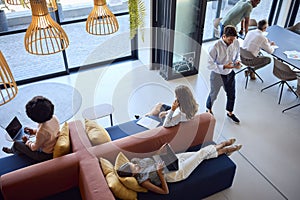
[62,15,131,68]
[0,0,131,83]
[0,32,65,81]
[203,0,274,41]
[295,5,300,23]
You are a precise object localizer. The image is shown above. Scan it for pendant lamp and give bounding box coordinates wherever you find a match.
[46,0,57,12]
[0,51,18,106]
[24,0,69,55]
[5,0,30,5]
[86,0,119,35]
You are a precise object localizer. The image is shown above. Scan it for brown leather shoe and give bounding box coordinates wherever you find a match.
[250,71,256,80]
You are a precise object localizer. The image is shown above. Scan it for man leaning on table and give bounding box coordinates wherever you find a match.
[242,19,276,79]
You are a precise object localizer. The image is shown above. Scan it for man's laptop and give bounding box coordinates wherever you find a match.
[5,116,28,141]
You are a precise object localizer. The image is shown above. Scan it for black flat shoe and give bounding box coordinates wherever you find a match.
[227,113,240,124]
[2,147,13,154]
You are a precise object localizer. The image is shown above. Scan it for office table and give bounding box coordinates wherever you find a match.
[267,25,300,70]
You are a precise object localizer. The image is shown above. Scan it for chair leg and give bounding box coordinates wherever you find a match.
[278,82,284,104]
[285,82,299,98]
[253,70,263,83]
[282,103,300,113]
[245,75,249,89]
[261,81,282,92]
[236,67,247,74]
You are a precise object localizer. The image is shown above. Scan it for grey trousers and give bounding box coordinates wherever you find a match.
[12,141,53,162]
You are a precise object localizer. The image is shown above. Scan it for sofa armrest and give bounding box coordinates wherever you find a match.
[78,158,115,200]
[69,120,92,152]
[0,154,80,200]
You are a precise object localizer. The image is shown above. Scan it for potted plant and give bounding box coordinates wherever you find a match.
[128,0,146,41]
[0,0,9,31]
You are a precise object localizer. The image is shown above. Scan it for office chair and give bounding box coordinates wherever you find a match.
[261,57,298,104]
[282,76,300,113]
[236,48,266,89]
[287,22,300,35]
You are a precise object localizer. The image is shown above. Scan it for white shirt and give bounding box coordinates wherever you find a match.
[242,29,274,56]
[163,110,189,128]
[207,38,240,75]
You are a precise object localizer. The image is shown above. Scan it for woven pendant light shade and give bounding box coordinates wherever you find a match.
[24,0,69,55]
[0,51,18,106]
[86,0,119,35]
[46,0,57,12]
[5,0,30,5]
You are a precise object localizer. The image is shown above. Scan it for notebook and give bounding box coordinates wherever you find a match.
[5,117,28,141]
[136,116,160,129]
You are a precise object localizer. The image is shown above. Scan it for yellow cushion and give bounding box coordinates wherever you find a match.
[106,171,137,200]
[84,119,111,146]
[99,157,114,176]
[53,122,71,158]
[115,152,147,193]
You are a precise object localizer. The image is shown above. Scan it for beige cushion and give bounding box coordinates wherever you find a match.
[53,122,71,158]
[84,119,111,146]
[106,171,137,200]
[114,152,147,192]
[99,157,114,176]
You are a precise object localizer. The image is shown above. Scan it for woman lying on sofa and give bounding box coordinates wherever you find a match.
[2,96,60,162]
[140,85,199,127]
[117,138,242,194]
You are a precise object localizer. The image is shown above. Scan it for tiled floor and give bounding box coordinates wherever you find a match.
[1,43,299,199]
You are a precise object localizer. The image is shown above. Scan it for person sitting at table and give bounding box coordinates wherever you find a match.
[117,138,242,194]
[242,19,276,79]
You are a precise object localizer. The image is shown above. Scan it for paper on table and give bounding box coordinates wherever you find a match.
[137,117,160,129]
[284,50,300,60]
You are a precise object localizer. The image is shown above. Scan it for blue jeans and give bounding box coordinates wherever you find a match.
[206,71,236,112]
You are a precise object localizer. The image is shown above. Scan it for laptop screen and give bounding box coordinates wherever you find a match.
[5,117,22,139]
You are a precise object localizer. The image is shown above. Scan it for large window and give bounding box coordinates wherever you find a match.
[203,0,274,41]
[0,0,132,83]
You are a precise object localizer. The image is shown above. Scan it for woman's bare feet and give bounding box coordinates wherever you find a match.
[215,138,236,150]
[224,144,242,156]
[2,147,13,154]
[222,138,236,147]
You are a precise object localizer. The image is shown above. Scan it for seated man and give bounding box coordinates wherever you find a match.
[241,19,276,79]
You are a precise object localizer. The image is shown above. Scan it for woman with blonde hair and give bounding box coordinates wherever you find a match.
[144,85,198,127]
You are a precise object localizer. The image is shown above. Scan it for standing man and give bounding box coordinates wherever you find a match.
[242,19,275,79]
[206,25,241,124]
[220,0,261,36]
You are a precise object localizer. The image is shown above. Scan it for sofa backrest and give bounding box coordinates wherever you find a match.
[90,113,215,162]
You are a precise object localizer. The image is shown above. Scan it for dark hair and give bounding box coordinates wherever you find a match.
[25,96,54,123]
[117,162,134,177]
[257,19,268,31]
[223,25,238,37]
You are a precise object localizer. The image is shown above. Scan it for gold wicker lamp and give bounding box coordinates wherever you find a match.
[86,0,119,35]
[5,0,30,5]
[0,51,18,106]
[24,0,69,55]
[46,0,57,12]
